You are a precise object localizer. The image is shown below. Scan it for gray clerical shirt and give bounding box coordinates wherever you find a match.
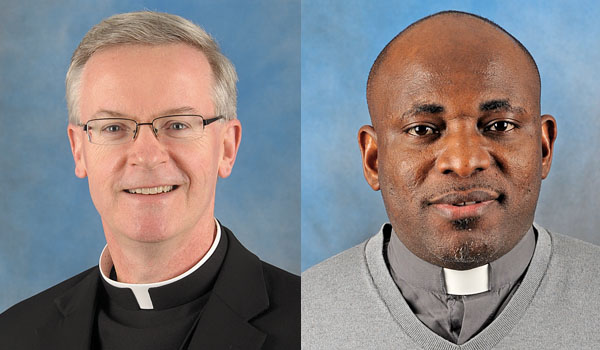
[385,227,535,345]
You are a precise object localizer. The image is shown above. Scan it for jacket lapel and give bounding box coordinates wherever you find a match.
[187,227,269,349]
[35,270,100,350]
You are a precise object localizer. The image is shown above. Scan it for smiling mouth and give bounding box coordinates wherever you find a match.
[125,185,177,195]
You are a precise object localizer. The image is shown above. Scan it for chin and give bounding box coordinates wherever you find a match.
[127,231,174,243]
[437,240,495,268]
[125,230,173,243]
[116,217,178,243]
[431,218,503,268]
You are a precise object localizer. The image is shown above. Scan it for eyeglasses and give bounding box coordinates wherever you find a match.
[80,115,224,145]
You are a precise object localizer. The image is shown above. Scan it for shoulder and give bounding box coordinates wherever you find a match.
[221,224,299,309]
[549,230,600,259]
[0,267,97,321]
[261,260,299,299]
[531,226,600,312]
[505,227,600,343]
[302,239,369,292]
[0,267,97,346]
[221,224,300,350]
[547,229,600,278]
[246,260,299,349]
[301,237,373,316]
[302,233,394,349]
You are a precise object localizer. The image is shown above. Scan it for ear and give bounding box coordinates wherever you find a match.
[67,124,88,178]
[358,125,380,190]
[218,119,242,178]
[540,114,557,179]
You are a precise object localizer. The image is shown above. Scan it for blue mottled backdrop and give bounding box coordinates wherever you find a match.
[0,0,300,312]
[302,0,600,271]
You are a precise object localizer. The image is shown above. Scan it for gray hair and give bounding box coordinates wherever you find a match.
[66,11,238,124]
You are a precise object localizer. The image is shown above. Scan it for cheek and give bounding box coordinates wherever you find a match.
[83,148,123,188]
[177,141,220,188]
[513,131,542,174]
[379,140,434,209]
[184,157,212,187]
[81,148,126,216]
[381,133,434,188]
[495,134,543,206]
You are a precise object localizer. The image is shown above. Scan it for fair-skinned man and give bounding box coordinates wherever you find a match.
[302,11,600,349]
[67,43,241,284]
[1,11,299,350]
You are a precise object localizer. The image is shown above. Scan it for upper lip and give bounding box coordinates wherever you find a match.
[124,184,175,189]
[428,190,500,205]
[122,184,179,191]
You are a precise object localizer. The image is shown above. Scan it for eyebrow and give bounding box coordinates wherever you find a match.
[479,99,524,113]
[91,106,200,119]
[160,106,199,115]
[400,99,525,120]
[402,103,444,119]
[92,110,128,119]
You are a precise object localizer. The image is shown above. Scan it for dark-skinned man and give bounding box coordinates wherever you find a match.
[302,11,600,349]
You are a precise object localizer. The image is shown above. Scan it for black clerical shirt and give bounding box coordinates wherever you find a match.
[93,225,227,350]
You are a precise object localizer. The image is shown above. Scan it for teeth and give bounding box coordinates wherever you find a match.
[127,185,174,195]
[454,201,477,207]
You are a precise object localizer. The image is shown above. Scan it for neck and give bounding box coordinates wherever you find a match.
[102,217,217,284]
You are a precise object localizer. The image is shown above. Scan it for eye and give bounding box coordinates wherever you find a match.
[167,122,189,130]
[103,124,122,133]
[484,121,516,132]
[406,125,438,136]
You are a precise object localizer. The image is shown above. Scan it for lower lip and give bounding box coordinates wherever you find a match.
[431,200,496,220]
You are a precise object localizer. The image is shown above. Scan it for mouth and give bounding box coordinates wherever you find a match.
[429,190,500,205]
[428,190,502,220]
[124,185,178,195]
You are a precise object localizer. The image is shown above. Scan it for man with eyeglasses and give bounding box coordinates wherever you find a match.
[0,11,299,350]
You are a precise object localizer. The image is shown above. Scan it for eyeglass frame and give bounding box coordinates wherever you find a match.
[79,114,224,144]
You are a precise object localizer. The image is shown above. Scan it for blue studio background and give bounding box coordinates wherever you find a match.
[302,1,600,271]
[0,0,300,312]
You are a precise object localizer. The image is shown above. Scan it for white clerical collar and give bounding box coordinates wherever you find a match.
[443,264,489,295]
[98,218,221,310]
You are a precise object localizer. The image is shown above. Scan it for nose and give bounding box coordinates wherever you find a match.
[127,124,169,169]
[435,127,491,177]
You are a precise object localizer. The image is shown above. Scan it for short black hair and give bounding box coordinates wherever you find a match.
[366,10,541,101]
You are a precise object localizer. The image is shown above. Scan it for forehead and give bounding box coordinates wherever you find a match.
[79,43,214,120]
[369,16,539,119]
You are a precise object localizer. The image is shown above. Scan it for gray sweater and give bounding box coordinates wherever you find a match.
[302,224,600,349]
